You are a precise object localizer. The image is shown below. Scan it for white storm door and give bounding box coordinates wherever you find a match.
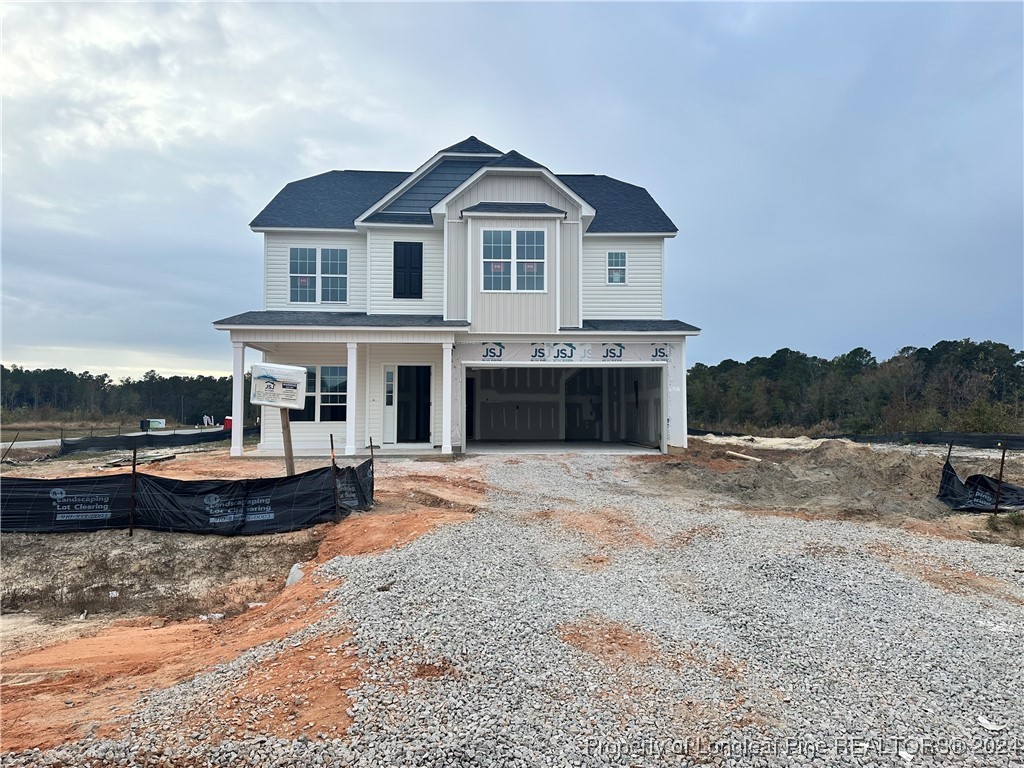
[383,365,397,444]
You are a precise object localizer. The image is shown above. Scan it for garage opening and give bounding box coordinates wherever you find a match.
[464,366,662,448]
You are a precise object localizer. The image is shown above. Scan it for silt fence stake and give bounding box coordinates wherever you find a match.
[129,445,138,537]
[993,442,1007,514]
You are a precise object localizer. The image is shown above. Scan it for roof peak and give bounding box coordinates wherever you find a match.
[440,136,502,155]
[487,150,545,169]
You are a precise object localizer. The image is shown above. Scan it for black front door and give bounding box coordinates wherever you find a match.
[397,366,431,442]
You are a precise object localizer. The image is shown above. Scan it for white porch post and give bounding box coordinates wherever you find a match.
[442,342,453,454]
[680,338,688,449]
[230,341,245,457]
[346,342,358,455]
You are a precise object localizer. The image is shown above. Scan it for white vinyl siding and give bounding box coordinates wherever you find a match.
[367,229,443,314]
[260,345,358,452]
[559,221,580,328]
[581,237,664,319]
[265,232,367,312]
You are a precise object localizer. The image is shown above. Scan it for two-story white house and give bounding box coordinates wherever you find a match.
[214,137,699,456]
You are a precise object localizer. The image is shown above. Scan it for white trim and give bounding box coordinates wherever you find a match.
[460,210,566,219]
[213,323,464,333]
[554,220,561,331]
[287,245,350,307]
[430,166,596,219]
[584,231,678,238]
[479,227,548,294]
[251,227,358,234]
[358,222,438,229]
[345,343,358,455]
[230,342,245,457]
[605,250,628,286]
[442,218,449,321]
[660,239,666,319]
[465,217,473,324]
[441,342,453,454]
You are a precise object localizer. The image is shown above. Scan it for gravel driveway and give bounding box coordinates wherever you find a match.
[5,453,1023,767]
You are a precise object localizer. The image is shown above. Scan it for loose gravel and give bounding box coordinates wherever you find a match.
[4,454,1023,767]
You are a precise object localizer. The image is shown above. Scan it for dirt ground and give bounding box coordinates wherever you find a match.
[1,438,1021,755]
[0,450,483,753]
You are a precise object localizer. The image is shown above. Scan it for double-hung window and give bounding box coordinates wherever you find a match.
[607,251,627,284]
[482,229,545,292]
[290,365,347,422]
[289,247,348,304]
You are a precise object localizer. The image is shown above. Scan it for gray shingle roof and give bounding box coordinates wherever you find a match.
[565,319,701,333]
[250,170,410,230]
[487,150,544,169]
[440,136,502,154]
[213,311,468,328]
[558,175,678,233]
[461,202,566,216]
[383,158,492,214]
[249,142,678,234]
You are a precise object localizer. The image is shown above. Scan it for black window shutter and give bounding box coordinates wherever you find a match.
[393,242,423,299]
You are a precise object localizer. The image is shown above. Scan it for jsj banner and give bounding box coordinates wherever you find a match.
[1,460,374,535]
[466,341,673,364]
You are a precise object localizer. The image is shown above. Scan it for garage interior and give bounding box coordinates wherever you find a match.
[465,367,663,448]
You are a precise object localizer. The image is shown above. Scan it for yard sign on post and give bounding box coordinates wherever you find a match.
[250,363,308,476]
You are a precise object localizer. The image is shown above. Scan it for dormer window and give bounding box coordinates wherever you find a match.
[483,229,545,292]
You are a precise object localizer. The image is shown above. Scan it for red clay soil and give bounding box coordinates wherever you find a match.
[1,465,485,753]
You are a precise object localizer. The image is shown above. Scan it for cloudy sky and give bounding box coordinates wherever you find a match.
[3,2,1021,378]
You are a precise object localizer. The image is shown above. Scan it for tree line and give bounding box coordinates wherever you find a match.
[2,338,1021,434]
[0,366,259,426]
[688,339,1023,435]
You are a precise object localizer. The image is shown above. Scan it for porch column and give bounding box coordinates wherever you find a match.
[230,341,245,457]
[680,339,688,449]
[346,342,358,456]
[441,342,453,454]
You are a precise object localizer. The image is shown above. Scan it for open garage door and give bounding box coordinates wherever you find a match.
[465,366,662,447]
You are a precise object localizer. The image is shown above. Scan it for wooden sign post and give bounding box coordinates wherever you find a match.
[249,363,309,477]
[281,408,296,477]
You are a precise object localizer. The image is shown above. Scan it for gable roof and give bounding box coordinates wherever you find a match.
[250,170,410,230]
[440,136,502,154]
[557,175,677,233]
[486,150,544,169]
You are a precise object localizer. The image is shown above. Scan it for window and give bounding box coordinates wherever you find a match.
[289,247,348,304]
[483,229,545,292]
[393,242,423,299]
[321,249,348,302]
[289,248,317,302]
[607,251,627,284]
[289,365,347,422]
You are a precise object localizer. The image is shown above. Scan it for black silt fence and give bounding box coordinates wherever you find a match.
[0,459,374,535]
[937,460,1024,512]
[56,426,261,456]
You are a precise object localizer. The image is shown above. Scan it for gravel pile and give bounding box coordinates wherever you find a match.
[4,454,1023,767]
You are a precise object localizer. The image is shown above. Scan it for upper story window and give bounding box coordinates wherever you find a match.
[290,365,347,422]
[483,229,545,292]
[607,251,627,284]
[289,247,348,304]
[393,242,423,299]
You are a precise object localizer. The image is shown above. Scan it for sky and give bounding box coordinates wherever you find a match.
[2,2,1022,379]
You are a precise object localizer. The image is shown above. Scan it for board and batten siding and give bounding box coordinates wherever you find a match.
[367,228,444,315]
[469,217,558,335]
[559,221,581,328]
[446,220,468,320]
[264,232,367,312]
[366,344,443,447]
[260,344,361,452]
[581,237,664,320]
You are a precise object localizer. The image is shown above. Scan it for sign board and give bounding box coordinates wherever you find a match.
[250,363,308,409]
